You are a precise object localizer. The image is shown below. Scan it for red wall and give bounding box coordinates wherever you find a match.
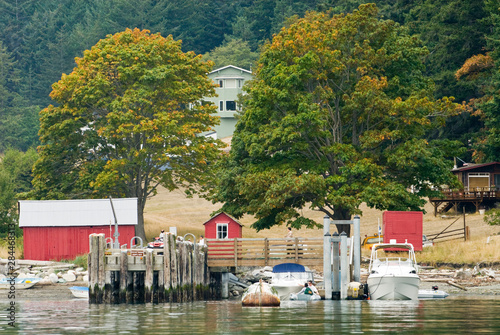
[383,211,423,251]
[204,212,242,239]
[22,226,136,261]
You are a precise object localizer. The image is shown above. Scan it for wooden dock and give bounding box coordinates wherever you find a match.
[88,233,213,304]
[88,234,338,303]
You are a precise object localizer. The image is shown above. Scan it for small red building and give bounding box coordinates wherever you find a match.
[203,212,242,239]
[19,198,138,261]
[383,211,423,251]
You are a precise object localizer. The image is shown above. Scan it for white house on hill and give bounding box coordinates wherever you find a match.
[205,65,253,138]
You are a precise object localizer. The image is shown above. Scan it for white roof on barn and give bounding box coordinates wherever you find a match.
[19,198,138,227]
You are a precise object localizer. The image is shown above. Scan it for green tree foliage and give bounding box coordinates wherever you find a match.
[0,41,39,152]
[203,37,259,70]
[30,29,225,240]
[0,148,37,238]
[454,1,500,163]
[205,4,463,235]
[484,208,500,226]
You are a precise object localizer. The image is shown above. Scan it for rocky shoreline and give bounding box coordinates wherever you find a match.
[3,259,500,301]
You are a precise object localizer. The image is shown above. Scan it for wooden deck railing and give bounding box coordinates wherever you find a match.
[206,237,324,268]
[433,186,500,200]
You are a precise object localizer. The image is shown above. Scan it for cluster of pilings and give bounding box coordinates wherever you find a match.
[88,233,216,303]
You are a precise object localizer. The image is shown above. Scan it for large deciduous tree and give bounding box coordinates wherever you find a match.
[205,4,463,235]
[31,28,224,240]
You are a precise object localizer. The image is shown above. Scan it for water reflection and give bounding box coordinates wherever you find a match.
[1,296,500,334]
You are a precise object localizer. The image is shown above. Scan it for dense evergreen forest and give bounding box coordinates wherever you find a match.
[0,0,498,162]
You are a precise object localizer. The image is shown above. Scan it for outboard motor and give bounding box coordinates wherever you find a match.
[347,282,368,300]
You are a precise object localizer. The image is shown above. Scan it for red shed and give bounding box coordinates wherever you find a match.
[383,211,423,251]
[203,212,242,239]
[19,198,138,261]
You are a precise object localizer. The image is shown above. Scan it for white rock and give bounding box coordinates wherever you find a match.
[49,273,59,283]
[252,270,262,277]
[75,267,84,272]
[39,278,52,285]
[62,272,76,282]
[262,271,273,278]
[83,274,89,282]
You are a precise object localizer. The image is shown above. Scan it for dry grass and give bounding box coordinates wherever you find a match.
[0,237,23,259]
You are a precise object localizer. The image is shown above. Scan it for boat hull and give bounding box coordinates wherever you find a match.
[290,292,321,301]
[69,286,89,299]
[271,283,303,301]
[418,289,449,299]
[0,278,41,290]
[367,275,420,300]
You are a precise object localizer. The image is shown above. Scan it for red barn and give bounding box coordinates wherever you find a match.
[203,212,242,239]
[19,198,138,261]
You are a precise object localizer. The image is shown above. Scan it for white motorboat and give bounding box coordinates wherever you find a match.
[69,286,89,299]
[0,277,41,289]
[270,263,314,300]
[367,240,420,300]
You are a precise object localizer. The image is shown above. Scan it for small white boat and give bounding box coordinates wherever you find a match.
[367,240,420,300]
[289,292,321,301]
[418,287,449,299]
[242,280,280,307]
[69,286,89,299]
[270,263,314,300]
[0,277,41,289]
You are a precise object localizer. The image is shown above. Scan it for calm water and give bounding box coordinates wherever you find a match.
[2,295,500,334]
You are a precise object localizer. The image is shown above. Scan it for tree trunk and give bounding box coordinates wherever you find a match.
[333,207,351,236]
[135,199,147,243]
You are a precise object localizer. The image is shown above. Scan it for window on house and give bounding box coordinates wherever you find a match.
[226,101,236,111]
[219,80,223,88]
[217,224,228,239]
[468,173,490,189]
[219,101,224,111]
[238,79,243,88]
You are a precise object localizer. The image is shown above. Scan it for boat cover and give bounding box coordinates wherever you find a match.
[272,263,305,273]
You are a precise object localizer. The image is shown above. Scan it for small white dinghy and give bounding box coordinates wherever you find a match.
[418,286,449,299]
[0,277,41,289]
[290,292,321,301]
[69,286,89,299]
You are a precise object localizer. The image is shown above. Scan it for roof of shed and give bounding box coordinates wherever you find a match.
[19,198,138,227]
[452,161,500,172]
[202,211,243,226]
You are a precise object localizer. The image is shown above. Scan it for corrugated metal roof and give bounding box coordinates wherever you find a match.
[19,198,138,227]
